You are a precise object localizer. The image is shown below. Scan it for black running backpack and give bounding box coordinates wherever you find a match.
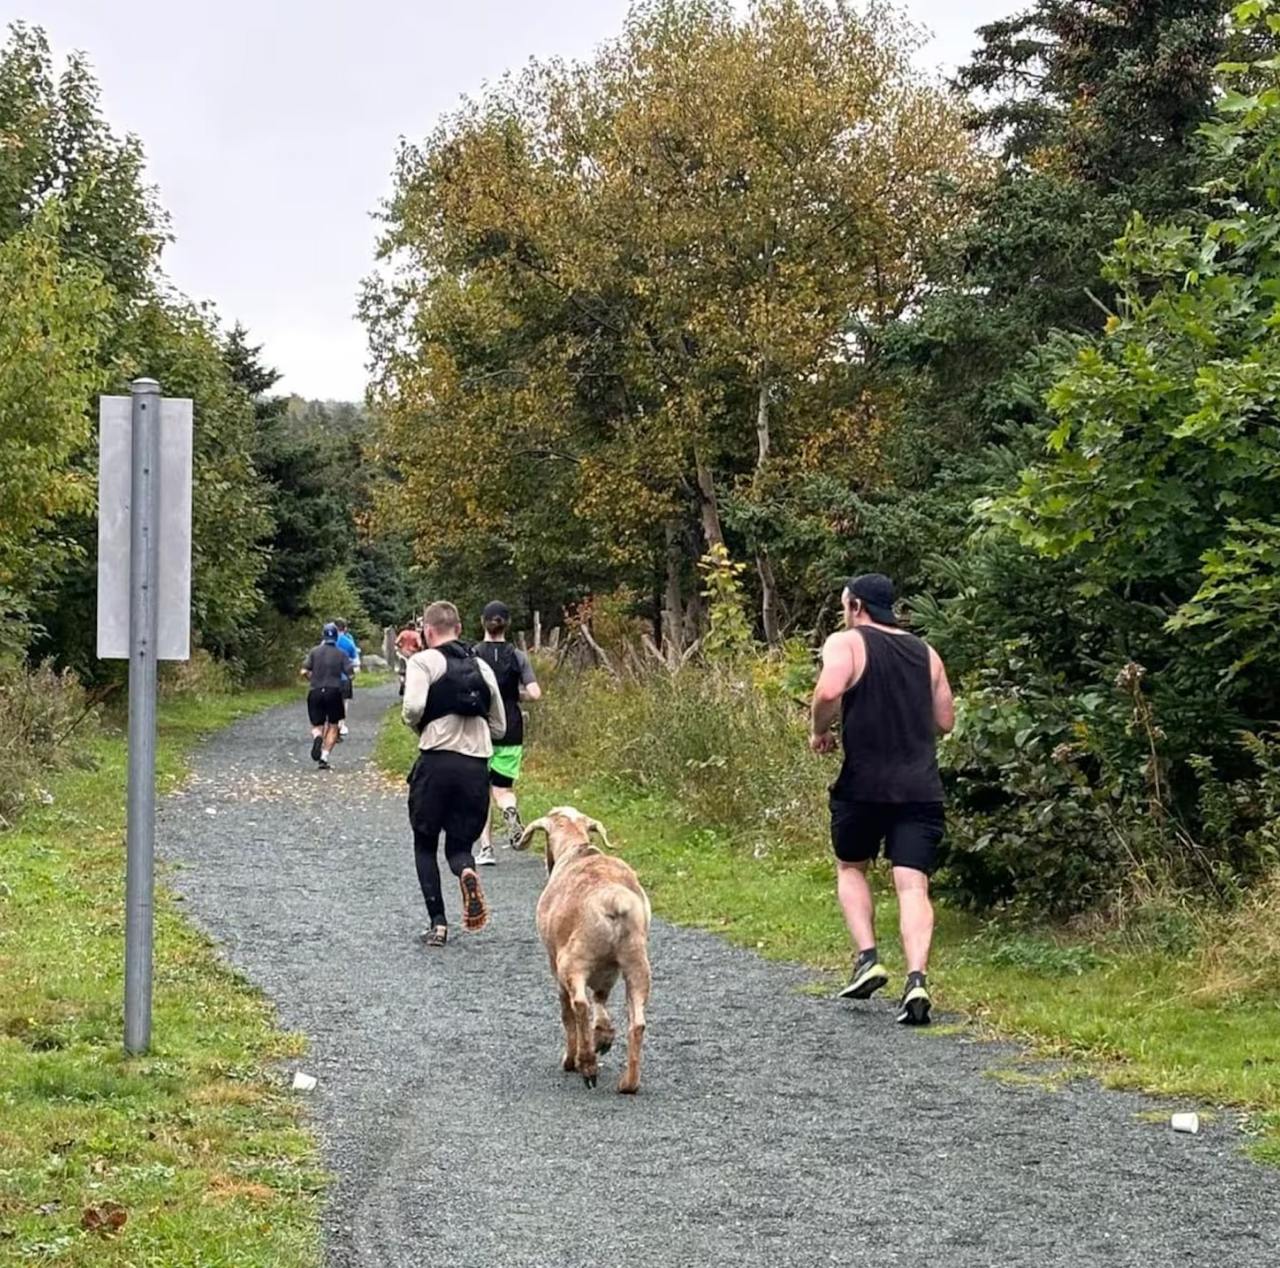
[420,642,491,728]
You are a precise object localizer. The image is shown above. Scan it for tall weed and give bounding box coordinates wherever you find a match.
[1196,870,1280,1001]
[535,660,826,855]
[0,662,97,828]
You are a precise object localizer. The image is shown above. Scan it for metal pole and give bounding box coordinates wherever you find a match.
[124,377,161,1055]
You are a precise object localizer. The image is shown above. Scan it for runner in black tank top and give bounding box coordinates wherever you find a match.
[809,574,955,1026]
[472,601,543,866]
[834,628,944,805]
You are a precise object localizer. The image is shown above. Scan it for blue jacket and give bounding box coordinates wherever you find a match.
[336,632,359,679]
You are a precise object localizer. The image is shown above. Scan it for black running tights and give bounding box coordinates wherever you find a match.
[407,749,489,925]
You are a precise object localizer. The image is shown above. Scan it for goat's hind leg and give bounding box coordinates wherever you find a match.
[617,953,650,1095]
[565,975,597,1088]
[592,972,619,1055]
[558,984,579,1072]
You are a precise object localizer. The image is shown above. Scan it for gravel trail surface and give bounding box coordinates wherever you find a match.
[158,686,1279,1267]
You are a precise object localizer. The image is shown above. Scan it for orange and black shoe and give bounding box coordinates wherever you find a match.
[459,868,489,932]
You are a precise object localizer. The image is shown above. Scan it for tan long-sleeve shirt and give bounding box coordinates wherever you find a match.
[401,644,506,757]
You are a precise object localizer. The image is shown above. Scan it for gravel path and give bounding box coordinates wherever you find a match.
[159,686,1279,1268]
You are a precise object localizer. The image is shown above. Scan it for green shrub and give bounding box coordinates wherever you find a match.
[158,647,240,698]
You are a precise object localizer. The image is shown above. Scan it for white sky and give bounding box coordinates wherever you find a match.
[16,1,1012,400]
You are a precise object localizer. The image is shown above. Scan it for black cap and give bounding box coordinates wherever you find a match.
[846,574,897,626]
[482,600,511,623]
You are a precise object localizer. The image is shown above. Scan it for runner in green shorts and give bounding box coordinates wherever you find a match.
[473,601,542,866]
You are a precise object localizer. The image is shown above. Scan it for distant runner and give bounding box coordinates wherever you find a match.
[472,600,542,867]
[301,623,354,772]
[402,602,506,948]
[395,619,423,697]
[334,619,360,737]
[809,574,954,1025]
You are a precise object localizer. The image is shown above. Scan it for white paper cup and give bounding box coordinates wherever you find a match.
[1171,1112,1200,1134]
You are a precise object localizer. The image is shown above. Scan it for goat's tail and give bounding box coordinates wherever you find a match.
[596,885,648,939]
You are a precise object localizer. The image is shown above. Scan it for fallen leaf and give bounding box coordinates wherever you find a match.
[81,1202,128,1235]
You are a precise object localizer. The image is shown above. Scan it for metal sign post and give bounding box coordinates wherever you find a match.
[97,378,193,1056]
[124,379,161,1054]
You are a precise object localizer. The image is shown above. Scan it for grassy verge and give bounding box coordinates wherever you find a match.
[0,688,322,1265]
[374,710,1279,1164]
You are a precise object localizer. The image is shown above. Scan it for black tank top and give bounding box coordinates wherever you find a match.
[476,641,523,746]
[834,627,943,804]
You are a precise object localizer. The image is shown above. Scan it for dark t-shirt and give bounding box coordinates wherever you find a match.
[303,643,354,692]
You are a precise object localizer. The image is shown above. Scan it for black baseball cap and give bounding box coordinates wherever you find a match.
[482,600,511,623]
[845,574,897,626]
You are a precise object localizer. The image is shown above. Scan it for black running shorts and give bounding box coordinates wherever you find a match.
[307,686,345,726]
[830,799,945,874]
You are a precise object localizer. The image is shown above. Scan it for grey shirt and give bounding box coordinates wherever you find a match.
[303,643,354,691]
[505,646,537,686]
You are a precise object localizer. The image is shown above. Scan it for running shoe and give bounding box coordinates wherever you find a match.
[897,972,932,1026]
[838,956,890,1000]
[500,805,523,848]
[475,839,496,867]
[310,735,323,762]
[318,758,331,772]
[420,924,448,949]
[458,868,489,932]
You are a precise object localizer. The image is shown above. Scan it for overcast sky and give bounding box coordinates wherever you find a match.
[18,1,1012,401]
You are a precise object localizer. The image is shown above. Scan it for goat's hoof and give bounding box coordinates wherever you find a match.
[583,1072,598,1089]
[617,1082,639,1095]
[562,1053,576,1072]
[594,1035,614,1055]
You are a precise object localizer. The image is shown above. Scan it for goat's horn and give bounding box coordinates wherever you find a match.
[516,818,551,851]
[586,818,613,849]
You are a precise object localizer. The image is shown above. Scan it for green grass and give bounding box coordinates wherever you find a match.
[0,688,321,1265]
[376,709,1280,1163]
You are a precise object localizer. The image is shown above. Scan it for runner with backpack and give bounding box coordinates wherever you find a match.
[472,600,542,867]
[401,601,507,948]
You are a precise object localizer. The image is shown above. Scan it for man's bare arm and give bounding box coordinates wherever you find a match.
[930,649,955,735]
[810,633,856,750]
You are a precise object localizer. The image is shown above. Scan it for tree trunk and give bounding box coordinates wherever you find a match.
[683,588,706,644]
[756,546,781,648]
[694,446,725,552]
[756,379,770,465]
[753,380,781,647]
[662,521,685,655]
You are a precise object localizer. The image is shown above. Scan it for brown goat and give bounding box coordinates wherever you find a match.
[516,806,652,1093]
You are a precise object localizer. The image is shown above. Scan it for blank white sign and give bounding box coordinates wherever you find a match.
[97,395,193,661]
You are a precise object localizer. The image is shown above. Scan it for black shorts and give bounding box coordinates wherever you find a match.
[307,686,344,726]
[408,750,491,846]
[830,799,944,874]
